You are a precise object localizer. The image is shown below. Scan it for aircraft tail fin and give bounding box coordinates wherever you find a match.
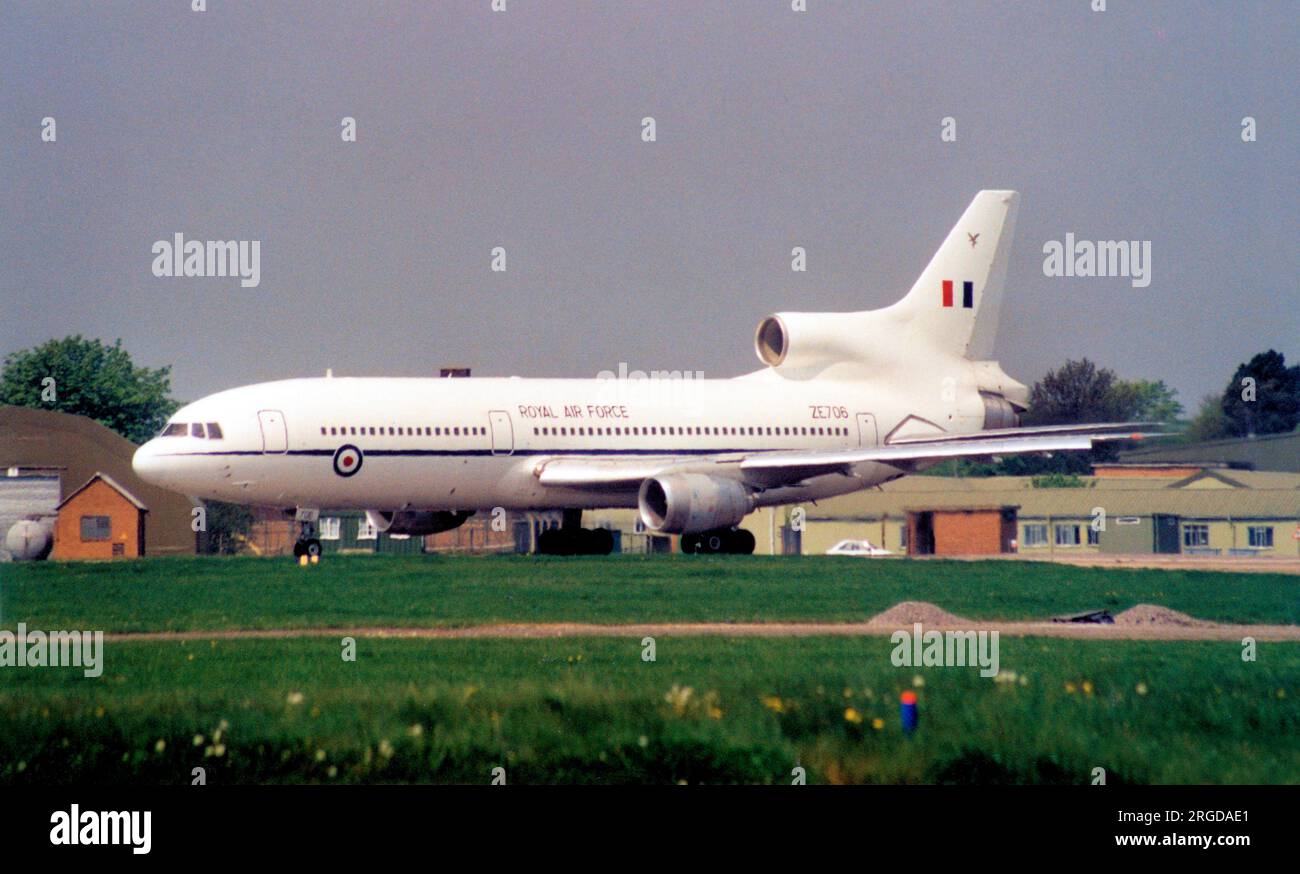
[888,190,1020,359]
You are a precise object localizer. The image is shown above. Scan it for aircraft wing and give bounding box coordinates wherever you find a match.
[531,426,1158,491]
[737,429,1155,483]
[533,457,684,488]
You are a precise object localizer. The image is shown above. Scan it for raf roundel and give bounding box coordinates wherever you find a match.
[332,444,363,478]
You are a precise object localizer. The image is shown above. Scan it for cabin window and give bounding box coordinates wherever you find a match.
[191,423,206,438]
[206,423,223,439]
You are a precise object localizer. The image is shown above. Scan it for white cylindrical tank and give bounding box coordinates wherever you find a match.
[5,519,53,561]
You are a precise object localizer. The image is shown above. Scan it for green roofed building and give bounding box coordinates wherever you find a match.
[736,469,1300,558]
[316,510,425,555]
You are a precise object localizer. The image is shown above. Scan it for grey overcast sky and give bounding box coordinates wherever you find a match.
[2,1,1296,410]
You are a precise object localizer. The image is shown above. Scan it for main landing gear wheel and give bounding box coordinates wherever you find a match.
[536,525,615,556]
[681,528,755,555]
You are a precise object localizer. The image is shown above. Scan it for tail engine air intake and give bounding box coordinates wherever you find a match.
[638,474,754,535]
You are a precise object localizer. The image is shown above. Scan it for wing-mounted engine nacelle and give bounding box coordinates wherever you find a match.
[365,509,475,536]
[638,473,754,535]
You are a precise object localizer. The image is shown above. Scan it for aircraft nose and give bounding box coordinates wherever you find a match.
[132,440,167,486]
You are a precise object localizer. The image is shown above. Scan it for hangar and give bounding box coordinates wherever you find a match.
[0,406,197,558]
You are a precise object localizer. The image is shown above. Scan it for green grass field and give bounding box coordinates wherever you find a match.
[2,556,1296,784]
[2,554,1298,631]
[3,637,1296,784]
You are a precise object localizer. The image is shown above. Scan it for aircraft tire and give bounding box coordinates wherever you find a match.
[586,527,615,555]
[729,529,756,555]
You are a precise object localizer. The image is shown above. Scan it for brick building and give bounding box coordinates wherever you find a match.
[51,472,147,559]
[905,506,1018,556]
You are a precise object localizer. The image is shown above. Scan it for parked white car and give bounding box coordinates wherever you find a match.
[825,539,894,557]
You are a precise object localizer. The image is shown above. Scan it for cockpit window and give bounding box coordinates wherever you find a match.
[161,423,187,437]
[190,423,206,438]
[206,423,223,439]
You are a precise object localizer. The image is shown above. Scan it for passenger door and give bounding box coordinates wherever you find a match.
[489,410,514,456]
[257,409,288,453]
[856,413,878,446]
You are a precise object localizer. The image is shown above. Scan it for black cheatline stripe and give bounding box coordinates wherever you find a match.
[161,445,831,459]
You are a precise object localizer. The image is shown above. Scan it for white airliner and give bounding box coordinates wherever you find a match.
[133,191,1149,556]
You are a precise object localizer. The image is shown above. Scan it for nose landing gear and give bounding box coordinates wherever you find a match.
[290,508,323,559]
[292,537,322,559]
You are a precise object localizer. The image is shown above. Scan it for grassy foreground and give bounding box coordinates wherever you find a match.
[2,554,1298,631]
[2,636,1296,785]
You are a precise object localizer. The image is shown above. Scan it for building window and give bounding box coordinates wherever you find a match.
[1055,524,1081,546]
[320,518,341,540]
[357,519,377,540]
[80,515,111,541]
[1023,524,1048,547]
[1183,524,1209,548]
[1087,526,1100,545]
[1248,526,1274,548]
[899,524,908,549]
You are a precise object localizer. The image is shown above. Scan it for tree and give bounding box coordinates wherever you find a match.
[0,336,180,444]
[1219,350,1300,437]
[1185,393,1229,442]
[1023,358,1141,426]
[1113,379,1183,424]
